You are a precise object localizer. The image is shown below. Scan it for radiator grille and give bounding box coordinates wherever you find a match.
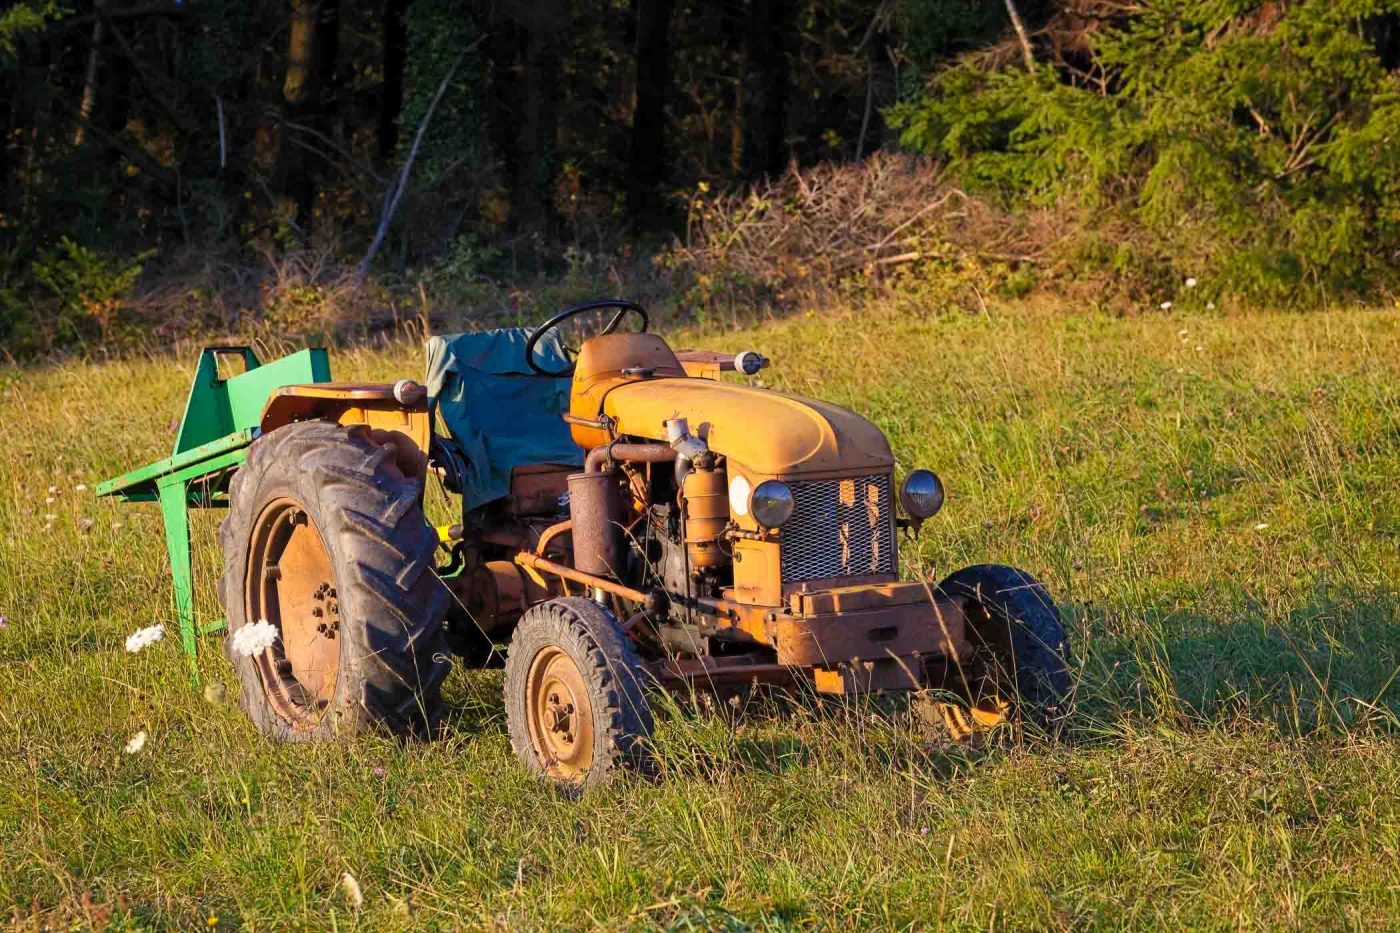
[780,474,896,583]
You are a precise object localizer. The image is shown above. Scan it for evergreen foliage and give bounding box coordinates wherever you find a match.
[890,0,1400,305]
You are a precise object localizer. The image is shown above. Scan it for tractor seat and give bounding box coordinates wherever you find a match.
[425,328,583,510]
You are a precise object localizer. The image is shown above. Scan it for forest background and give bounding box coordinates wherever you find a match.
[3,0,1400,356]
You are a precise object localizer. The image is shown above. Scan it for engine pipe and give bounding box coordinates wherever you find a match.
[584,442,676,473]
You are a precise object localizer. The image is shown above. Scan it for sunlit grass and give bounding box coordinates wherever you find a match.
[3,300,1400,927]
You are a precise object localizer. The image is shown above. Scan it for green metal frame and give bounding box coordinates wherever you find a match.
[98,346,331,681]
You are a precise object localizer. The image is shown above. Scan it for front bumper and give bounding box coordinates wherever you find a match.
[771,580,970,694]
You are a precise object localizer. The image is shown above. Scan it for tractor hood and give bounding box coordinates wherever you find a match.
[601,378,893,478]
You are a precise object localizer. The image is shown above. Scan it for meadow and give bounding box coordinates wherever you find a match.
[3,299,1400,929]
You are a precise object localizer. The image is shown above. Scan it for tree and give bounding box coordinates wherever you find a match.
[742,0,792,178]
[628,0,675,228]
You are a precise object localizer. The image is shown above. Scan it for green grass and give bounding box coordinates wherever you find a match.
[4,301,1400,928]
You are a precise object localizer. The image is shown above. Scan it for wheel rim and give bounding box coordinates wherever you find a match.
[245,496,341,729]
[524,646,594,782]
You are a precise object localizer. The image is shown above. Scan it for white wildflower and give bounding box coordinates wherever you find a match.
[75,483,87,492]
[45,497,55,505]
[78,518,95,533]
[1185,277,1198,288]
[1206,301,1216,310]
[125,623,165,653]
[112,522,124,531]
[339,871,364,909]
[124,730,147,754]
[43,514,56,522]
[1160,301,1173,310]
[47,485,58,495]
[231,619,279,657]
[1177,328,1189,338]
[1195,345,1204,352]
[1255,522,1269,531]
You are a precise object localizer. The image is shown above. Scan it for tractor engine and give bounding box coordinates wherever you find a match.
[566,417,734,630]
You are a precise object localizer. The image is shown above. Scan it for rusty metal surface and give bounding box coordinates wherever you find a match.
[682,467,728,570]
[515,552,650,604]
[771,595,968,667]
[449,559,531,635]
[534,519,573,557]
[583,442,676,473]
[568,333,688,449]
[567,470,625,576]
[792,580,942,616]
[673,349,738,379]
[245,496,340,729]
[525,645,595,782]
[506,464,573,517]
[812,658,924,694]
[259,383,431,478]
[649,655,801,689]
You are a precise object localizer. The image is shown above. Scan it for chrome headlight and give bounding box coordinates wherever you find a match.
[899,469,945,519]
[750,480,795,528]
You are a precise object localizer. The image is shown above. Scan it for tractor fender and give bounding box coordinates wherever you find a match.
[259,381,431,478]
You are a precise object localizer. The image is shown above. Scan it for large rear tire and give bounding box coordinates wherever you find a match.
[935,563,1072,738]
[504,597,654,791]
[219,420,451,741]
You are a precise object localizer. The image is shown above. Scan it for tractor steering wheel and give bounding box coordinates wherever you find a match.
[525,298,649,377]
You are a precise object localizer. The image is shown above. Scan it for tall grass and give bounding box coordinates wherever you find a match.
[3,300,1400,928]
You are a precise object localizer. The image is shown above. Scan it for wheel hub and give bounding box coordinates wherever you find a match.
[525,647,594,781]
[245,496,341,730]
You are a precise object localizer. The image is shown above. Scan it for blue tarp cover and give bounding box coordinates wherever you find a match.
[425,327,582,509]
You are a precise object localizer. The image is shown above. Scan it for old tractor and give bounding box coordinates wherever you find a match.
[99,300,1071,789]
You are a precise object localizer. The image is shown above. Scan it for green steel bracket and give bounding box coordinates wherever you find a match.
[98,345,332,684]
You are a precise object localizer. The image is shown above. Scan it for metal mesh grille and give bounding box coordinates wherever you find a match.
[780,474,896,583]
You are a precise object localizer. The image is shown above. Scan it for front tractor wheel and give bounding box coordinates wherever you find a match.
[934,564,1072,740]
[504,598,654,791]
[219,420,450,741]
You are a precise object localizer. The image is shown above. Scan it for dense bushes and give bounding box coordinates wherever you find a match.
[888,0,1400,307]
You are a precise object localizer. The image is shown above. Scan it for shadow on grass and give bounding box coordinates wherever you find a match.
[1070,582,1400,737]
[423,584,1400,785]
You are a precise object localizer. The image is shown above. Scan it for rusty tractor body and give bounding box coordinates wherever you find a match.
[100,300,1070,788]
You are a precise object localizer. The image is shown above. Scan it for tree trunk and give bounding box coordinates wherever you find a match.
[378,0,409,159]
[628,0,674,228]
[282,0,316,110]
[1004,0,1036,71]
[275,0,340,233]
[73,13,106,147]
[275,0,316,230]
[741,0,790,180]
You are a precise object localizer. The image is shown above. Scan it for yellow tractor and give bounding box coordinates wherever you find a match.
[100,300,1071,790]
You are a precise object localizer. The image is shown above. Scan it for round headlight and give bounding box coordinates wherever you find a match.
[728,475,752,516]
[750,480,795,528]
[899,469,945,519]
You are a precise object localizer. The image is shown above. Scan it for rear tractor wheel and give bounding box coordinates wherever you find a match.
[504,597,654,791]
[219,420,451,741]
[933,564,1072,740]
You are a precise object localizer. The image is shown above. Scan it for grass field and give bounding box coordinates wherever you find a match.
[4,300,1400,929]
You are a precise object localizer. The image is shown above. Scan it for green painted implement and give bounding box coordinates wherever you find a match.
[97,346,331,680]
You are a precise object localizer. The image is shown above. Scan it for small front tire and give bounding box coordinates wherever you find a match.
[935,563,1072,739]
[504,597,654,791]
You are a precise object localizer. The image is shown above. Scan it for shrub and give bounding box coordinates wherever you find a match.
[888,0,1400,307]
[664,153,1047,315]
[29,239,153,346]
